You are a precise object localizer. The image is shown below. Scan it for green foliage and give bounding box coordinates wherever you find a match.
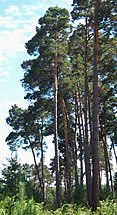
[95,199,117,215]
[0,197,117,215]
[73,186,87,205]
[0,182,53,215]
[55,204,91,215]
[54,200,117,215]
[114,172,117,196]
[2,155,22,197]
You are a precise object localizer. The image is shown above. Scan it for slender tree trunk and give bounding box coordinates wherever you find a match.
[60,94,71,198]
[101,115,114,194]
[100,111,110,194]
[78,117,83,187]
[101,126,110,194]
[92,0,100,211]
[99,170,102,193]
[112,142,117,165]
[54,44,61,207]
[78,86,85,140]
[27,137,43,192]
[74,92,83,186]
[88,96,93,146]
[65,104,80,195]
[108,154,114,194]
[77,86,85,186]
[84,16,92,207]
[40,118,45,202]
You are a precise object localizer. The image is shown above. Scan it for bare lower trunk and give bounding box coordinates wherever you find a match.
[27,137,43,192]
[60,94,71,198]
[75,92,81,187]
[54,51,61,207]
[84,16,92,207]
[77,87,84,186]
[108,156,114,194]
[88,97,93,146]
[73,93,79,189]
[112,142,117,165]
[92,0,100,211]
[101,122,110,194]
[99,170,102,193]
[40,118,45,202]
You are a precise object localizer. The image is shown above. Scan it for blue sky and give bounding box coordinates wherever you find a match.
[0,0,73,170]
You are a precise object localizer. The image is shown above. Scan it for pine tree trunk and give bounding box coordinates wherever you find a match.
[40,118,45,202]
[77,86,84,186]
[60,94,71,198]
[27,137,43,192]
[112,142,117,165]
[84,16,92,207]
[54,48,61,207]
[88,96,93,146]
[101,126,110,194]
[99,170,102,193]
[108,155,114,194]
[77,116,83,186]
[101,120,114,194]
[101,111,111,195]
[75,92,82,187]
[78,86,85,140]
[92,0,100,211]
[66,107,80,194]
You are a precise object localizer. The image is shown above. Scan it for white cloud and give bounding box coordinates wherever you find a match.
[0,51,6,63]
[5,5,21,16]
[0,29,26,59]
[22,4,47,16]
[0,71,9,77]
[0,15,19,29]
[0,6,40,62]
[0,1,72,72]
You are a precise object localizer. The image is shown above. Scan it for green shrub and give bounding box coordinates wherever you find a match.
[54,204,92,215]
[13,199,42,215]
[95,199,117,215]
[0,195,116,215]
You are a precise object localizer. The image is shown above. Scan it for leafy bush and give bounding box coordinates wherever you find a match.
[0,195,116,215]
[54,204,91,215]
[54,200,117,215]
[95,199,117,215]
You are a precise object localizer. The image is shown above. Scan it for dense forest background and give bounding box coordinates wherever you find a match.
[0,0,117,214]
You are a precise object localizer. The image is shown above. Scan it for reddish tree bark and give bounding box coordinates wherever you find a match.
[92,0,100,211]
[60,94,71,197]
[54,45,61,207]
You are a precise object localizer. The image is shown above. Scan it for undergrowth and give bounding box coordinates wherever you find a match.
[0,183,116,214]
[0,199,116,215]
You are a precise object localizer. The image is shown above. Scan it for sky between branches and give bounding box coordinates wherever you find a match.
[0,0,73,170]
